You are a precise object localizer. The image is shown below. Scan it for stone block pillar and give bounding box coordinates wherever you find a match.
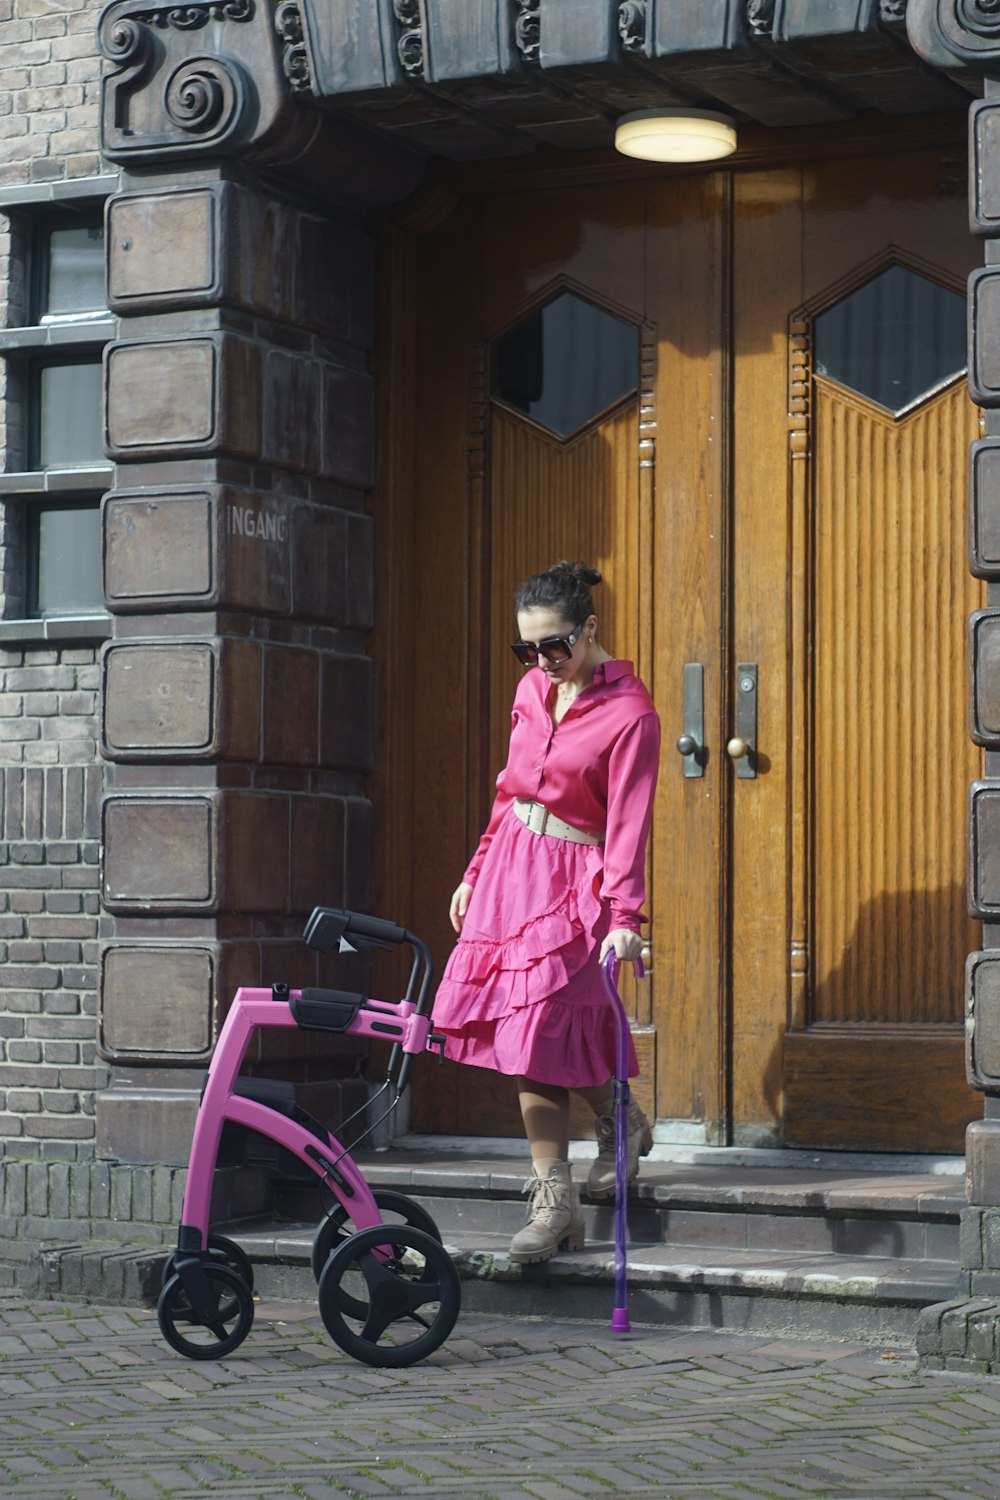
[95,174,378,1164]
[911,0,1000,1371]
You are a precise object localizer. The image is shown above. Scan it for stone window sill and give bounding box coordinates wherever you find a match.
[0,614,112,644]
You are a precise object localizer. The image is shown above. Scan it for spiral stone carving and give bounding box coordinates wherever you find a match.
[514,0,541,62]
[274,0,311,91]
[747,0,777,37]
[99,10,152,63]
[393,0,424,77]
[618,0,646,52]
[164,55,244,136]
[934,0,1000,58]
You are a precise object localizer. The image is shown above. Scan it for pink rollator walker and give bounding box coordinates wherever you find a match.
[600,949,646,1335]
[157,906,460,1368]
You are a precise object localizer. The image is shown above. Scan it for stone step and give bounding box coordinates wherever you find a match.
[273,1148,966,1263]
[225,1147,967,1345]
[226,1221,961,1346]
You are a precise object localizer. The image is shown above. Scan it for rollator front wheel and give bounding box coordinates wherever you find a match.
[162,1233,255,1299]
[311,1190,442,1283]
[317,1224,460,1368]
[157,1264,254,1361]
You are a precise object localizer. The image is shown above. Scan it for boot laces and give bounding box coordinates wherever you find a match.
[594,1113,616,1156]
[521,1173,559,1222]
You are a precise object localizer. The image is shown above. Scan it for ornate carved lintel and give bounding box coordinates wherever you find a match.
[514,0,541,64]
[747,0,776,38]
[393,0,424,79]
[618,1,647,54]
[274,0,311,92]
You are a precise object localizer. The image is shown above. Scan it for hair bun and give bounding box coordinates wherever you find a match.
[548,560,602,589]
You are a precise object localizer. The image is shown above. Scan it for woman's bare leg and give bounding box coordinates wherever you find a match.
[516,1076,571,1164]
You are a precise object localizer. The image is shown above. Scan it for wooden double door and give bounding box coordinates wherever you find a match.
[375,127,983,1152]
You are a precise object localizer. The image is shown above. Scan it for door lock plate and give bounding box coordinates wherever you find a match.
[735,663,757,780]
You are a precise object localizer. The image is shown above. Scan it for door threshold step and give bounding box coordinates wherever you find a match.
[348,1150,966,1217]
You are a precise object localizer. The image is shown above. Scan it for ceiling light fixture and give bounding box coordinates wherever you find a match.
[614,109,738,164]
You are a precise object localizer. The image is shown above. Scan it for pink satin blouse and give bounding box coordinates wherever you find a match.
[463,660,661,933]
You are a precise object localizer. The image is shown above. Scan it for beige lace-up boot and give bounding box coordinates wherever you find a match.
[508,1159,585,1264]
[585,1102,653,1199]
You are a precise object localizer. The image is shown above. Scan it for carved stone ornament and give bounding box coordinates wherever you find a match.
[274,0,311,92]
[393,0,424,79]
[618,0,647,54]
[928,0,1000,61]
[98,0,300,161]
[747,0,776,38]
[132,0,253,26]
[514,0,541,63]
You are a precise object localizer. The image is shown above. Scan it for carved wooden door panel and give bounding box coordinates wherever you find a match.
[729,146,984,1152]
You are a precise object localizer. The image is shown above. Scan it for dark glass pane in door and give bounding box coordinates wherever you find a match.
[493,292,638,437]
[814,265,965,416]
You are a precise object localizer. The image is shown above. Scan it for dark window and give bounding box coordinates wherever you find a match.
[0,199,111,622]
[814,265,966,417]
[40,220,105,320]
[27,499,103,618]
[34,358,104,470]
[492,291,638,438]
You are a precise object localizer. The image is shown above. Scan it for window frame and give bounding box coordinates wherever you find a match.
[0,179,118,639]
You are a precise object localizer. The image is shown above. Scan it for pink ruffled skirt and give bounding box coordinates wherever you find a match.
[432,808,639,1088]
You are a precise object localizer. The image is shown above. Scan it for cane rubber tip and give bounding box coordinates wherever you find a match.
[611,1310,631,1334]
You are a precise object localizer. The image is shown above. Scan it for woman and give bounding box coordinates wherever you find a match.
[433,561,660,1264]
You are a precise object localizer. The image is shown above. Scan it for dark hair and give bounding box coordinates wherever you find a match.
[515,560,602,626]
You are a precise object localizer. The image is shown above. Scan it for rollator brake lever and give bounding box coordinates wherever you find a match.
[427,1032,447,1063]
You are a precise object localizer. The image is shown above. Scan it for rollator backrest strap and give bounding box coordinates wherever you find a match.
[290,987,365,1033]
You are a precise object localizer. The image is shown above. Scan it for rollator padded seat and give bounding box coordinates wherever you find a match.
[290,987,365,1033]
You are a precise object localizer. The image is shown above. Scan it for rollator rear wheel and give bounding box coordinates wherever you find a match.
[311,1190,442,1283]
[317,1224,460,1368]
[157,1264,254,1361]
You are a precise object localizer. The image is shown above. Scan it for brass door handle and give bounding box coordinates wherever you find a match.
[677,735,699,757]
[727,737,749,760]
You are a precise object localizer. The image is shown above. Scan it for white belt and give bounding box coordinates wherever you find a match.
[513,799,604,846]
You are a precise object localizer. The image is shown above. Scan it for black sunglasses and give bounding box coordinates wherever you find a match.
[510,626,583,667]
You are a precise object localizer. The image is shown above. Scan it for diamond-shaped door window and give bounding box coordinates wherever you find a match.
[492,291,639,438]
[814,264,966,417]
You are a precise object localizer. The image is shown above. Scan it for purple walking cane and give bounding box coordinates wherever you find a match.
[600,948,646,1335]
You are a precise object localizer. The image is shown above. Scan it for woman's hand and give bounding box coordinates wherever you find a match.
[449,882,474,934]
[599,928,644,964]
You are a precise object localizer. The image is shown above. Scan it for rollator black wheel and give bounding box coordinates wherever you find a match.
[162,1233,255,1299]
[311,1190,442,1283]
[157,1264,254,1361]
[316,1224,460,1368]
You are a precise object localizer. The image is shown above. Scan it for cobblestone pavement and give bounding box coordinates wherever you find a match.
[3,1297,1000,1500]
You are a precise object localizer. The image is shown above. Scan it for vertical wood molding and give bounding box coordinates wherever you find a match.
[787,313,812,1032]
[635,319,657,1031]
[467,336,492,856]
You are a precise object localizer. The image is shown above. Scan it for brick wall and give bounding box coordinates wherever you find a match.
[0,645,105,1156]
[1,0,111,1164]
[0,0,105,191]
